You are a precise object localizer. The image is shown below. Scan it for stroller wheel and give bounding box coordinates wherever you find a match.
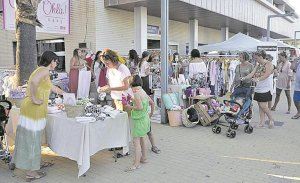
[216,126,221,134]
[212,126,217,133]
[244,125,253,134]
[230,131,236,138]
[230,123,238,130]
[226,130,236,138]
[212,126,221,134]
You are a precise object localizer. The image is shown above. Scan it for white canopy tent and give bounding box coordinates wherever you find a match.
[260,37,296,49]
[199,32,272,52]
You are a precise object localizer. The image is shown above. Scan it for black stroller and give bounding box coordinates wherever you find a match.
[0,97,15,170]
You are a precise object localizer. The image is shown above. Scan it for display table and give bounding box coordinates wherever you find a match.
[6,108,131,177]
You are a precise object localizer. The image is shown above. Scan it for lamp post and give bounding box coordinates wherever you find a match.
[294,31,300,47]
[267,13,294,41]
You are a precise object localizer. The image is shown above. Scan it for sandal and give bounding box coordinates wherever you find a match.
[286,111,291,114]
[26,171,46,182]
[116,152,130,158]
[151,146,161,154]
[255,123,265,128]
[292,115,300,119]
[125,165,141,172]
[40,161,54,169]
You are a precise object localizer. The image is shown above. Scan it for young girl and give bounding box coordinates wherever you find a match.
[125,75,154,171]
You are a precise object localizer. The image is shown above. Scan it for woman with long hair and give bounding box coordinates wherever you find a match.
[93,51,102,87]
[138,51,152,95]
[242,50,275,128]
[271,52,293,114]
[128,49,139,75]
[98,49,132,111]
[69,49,84,95]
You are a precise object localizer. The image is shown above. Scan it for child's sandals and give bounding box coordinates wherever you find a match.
[151,146,161,154]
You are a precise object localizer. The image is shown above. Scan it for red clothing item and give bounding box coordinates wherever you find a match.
[98,67,108,87]
[85,57,93,71]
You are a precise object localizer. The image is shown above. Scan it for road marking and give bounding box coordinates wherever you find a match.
[222,156,300,165]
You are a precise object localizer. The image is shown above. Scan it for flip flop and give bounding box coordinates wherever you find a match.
[40,161,54,169]
[125,165,141,172]
[26,171,46,182]
[254,124,266,128]
[286,111,291,114]
[291,115,300,119]
[116,152,130,158]
[151,146,161,154]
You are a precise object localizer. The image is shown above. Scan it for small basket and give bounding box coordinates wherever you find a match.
[182,105,199,128]
[167,110,182,127]
[64,105,85,118]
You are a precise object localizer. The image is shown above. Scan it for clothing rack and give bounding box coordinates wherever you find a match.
[202,55,239,57]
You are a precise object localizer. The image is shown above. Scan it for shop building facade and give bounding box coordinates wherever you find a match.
[0,0,298,71]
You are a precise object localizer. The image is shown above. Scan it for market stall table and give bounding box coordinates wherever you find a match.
[6,107,131,177]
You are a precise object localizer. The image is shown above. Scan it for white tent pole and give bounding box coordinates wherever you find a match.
[160,0,169,124]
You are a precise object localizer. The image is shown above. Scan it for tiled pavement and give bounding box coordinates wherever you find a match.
[1,95,300,183]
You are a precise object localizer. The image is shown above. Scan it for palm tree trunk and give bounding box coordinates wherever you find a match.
[15,22,37,85]
[14,0,41,86]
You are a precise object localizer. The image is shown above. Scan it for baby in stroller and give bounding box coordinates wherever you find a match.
[213,87,254,138]
[0,99,15,169]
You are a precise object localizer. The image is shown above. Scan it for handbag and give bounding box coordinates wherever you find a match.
[162,93,180,110]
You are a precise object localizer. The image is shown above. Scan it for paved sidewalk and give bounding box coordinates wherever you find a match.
[1,96,300,183]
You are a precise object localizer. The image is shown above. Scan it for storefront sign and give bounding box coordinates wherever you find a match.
[147,25,160,35]
[2,0,70,34]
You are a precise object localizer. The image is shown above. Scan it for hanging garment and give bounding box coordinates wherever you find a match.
[77,70,91,99]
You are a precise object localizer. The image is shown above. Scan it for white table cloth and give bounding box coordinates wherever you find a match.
[6,108,131,177]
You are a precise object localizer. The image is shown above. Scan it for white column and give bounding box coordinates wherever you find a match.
[221,27,229,41]
[189,19,198,50]
[134,7,147,56]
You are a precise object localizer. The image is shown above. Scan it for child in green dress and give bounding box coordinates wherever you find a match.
[125,75,155,171]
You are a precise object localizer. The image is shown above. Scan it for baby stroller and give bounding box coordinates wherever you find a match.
[212,86,254,138]
[0,98,15,170]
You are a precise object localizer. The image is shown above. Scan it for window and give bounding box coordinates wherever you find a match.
[13,39,66,72]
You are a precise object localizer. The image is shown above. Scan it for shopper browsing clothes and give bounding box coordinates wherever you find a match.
[69,49,84,95]
[241,50,275,128]
[290,57,300,119]
[125,75,154,172]
[97,49,132,111]
[138,51,152,95]
[128,49,139,75]
[271,52,293,114]
[13,51,65,182]
[231,52,254,93]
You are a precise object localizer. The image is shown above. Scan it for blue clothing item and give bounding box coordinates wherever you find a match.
[294,91,300,102]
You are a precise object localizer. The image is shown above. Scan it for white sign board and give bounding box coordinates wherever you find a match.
[2,0,70,34]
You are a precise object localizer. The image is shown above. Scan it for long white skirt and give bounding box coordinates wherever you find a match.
[77,70,91,99]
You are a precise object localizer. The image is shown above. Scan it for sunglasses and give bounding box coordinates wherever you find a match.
[99,54,111,60]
